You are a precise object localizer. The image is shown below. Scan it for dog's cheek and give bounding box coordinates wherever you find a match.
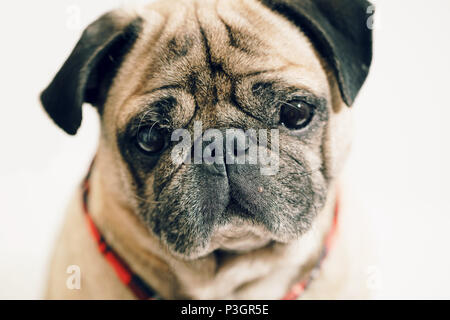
[271,138,328,236]
[278,152,328,237]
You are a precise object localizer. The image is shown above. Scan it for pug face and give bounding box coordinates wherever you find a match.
[41,0,373,259]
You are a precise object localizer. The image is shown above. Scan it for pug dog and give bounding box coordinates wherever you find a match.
[42,0,374,299]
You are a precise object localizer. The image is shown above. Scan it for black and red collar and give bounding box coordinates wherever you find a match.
[82,169,160,300]
[82,165,339,300]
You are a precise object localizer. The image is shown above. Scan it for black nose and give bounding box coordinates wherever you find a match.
[199,129,251,176]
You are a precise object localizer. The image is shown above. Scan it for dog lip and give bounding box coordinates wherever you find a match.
[226,196,254,218]
[210,225,272,253]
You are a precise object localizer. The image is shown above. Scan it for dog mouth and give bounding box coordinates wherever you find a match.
[210,202,272,253]
[152,184,317,260]
[151,158,322,260]
[225,196,254,218]
[210,228,273,253]
[177,200,274,259]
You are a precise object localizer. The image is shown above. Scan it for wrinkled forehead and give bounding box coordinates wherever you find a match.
[109,0,329,131]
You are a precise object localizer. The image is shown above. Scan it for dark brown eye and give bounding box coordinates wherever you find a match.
[136,124,166,154]
[280,100,315,130]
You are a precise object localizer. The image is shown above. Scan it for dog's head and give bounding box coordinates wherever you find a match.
[41,0,373,259]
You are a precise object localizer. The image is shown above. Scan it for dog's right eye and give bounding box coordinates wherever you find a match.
[136,124,167,154]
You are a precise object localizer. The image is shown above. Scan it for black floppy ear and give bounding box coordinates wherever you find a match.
[40,11,143,135]
[259,0,373,106]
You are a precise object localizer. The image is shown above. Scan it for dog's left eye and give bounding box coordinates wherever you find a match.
[280,100,315,130]
[136,124,167,154]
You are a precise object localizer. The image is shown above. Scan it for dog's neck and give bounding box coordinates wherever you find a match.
[87,162,337,299]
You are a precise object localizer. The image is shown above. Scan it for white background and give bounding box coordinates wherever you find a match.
[0,0,449,299]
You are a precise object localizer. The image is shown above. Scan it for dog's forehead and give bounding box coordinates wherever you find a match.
[110,0,329,130]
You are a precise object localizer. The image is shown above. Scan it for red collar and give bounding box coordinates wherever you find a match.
[82,165,339,300]
[281,195,339,300]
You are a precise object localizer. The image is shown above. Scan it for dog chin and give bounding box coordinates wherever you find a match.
[165,220,274,261]
[209,222,273,253]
